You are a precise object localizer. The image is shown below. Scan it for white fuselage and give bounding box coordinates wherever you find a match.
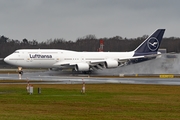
[4,49,134,68]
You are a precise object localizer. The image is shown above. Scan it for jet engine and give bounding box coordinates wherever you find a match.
[105,59,119,68]
[75,63,90,71]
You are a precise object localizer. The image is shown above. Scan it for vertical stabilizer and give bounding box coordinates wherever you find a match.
[134,29,165,54]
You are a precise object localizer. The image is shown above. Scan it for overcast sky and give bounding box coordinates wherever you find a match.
[0,0,180,42]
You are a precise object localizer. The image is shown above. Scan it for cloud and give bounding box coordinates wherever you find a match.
[0,0,180,42]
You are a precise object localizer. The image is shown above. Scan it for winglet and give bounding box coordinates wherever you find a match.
[134,29,165,55]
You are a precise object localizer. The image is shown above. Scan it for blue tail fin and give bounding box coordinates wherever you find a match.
[134,29,165,54]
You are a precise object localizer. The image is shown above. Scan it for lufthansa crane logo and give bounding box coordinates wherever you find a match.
[147,37,159,51]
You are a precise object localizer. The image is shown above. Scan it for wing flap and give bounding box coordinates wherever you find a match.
[89,60,106,64]
[53,62,77,66]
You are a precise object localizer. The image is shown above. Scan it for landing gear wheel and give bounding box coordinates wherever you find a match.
[19,71,23,75]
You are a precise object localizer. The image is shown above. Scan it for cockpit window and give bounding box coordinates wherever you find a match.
[14,51,19,53]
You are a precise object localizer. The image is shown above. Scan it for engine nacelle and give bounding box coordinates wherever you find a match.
[75,63,90,71]
[105,59,119,68]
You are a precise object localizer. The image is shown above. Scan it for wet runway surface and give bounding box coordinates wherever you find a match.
[0,71,180,85]
[1,54,180,85]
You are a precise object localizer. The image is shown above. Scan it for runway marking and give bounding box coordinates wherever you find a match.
[159,74,174,78]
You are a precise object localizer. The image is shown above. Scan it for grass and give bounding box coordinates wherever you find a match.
[0,84,180,120]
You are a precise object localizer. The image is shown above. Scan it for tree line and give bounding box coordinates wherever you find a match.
[0,34,180,59]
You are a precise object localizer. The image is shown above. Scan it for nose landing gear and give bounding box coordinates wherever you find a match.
[18,67,23,79]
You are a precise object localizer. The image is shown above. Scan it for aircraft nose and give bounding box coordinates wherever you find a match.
[4,56,9,63]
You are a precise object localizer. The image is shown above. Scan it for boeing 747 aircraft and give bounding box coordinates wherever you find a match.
[4,29,165,73]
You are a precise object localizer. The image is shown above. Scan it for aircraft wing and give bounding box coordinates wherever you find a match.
[53,60,106,70]
[52,53,160,71]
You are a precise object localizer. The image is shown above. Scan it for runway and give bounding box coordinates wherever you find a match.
[0,71,180,85]
[0,53,180,85]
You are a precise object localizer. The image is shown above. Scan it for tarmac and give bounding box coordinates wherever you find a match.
[0,70,180,85]
[0,53,180,85]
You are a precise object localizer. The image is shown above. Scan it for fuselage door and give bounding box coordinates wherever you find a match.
[56,51,63,62]
[27,57,32,62]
